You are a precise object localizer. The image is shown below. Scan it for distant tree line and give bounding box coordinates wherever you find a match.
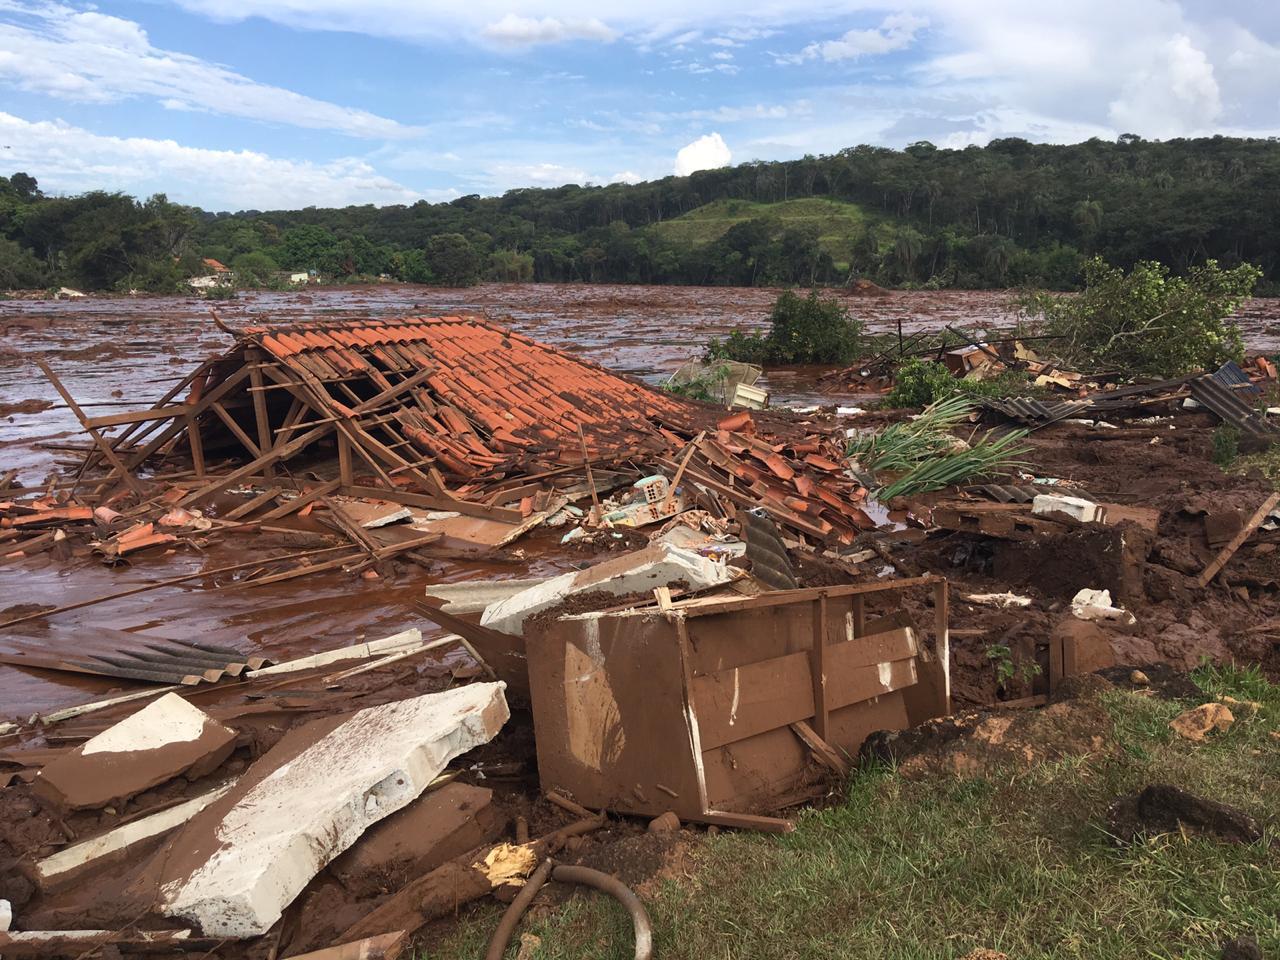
[2,134,1278,293]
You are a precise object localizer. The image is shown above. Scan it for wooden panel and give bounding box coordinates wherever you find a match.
[528,614,705,819]
[692,627,918,750]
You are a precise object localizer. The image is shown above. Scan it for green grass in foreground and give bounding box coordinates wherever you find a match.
[431,666,1279,960]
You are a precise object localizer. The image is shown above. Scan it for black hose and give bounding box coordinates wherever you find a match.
[551,864,654,960]
[483,856,555,960]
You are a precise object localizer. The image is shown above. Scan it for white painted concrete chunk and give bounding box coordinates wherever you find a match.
[34,694,237,811]
[1,898,11,932]
[1032,494,1098,524]
[480,544,730,636]
[159,681,509,938]
[82,693,209,755]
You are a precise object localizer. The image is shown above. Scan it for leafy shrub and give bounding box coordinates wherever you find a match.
[663,363,733,402]
[706,289,862,365]
[1019,257,1260,377]
[1212,424,1241,467]
[885,358,1038,408]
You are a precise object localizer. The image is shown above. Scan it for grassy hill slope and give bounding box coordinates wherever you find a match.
[648,197,881,268]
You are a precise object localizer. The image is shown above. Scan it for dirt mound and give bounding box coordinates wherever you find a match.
[862,676,1116,778]
[1106,784,1262,845]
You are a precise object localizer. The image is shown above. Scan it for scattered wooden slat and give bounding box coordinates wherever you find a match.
[1195,492,1280,587]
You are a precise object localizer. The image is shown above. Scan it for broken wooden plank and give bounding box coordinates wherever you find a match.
[36,359,148,497]
[1196,492,1280,587]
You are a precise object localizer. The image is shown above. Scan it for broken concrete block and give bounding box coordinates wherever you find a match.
[480,543,730,636]
[1032,494,1099,524]
[329,782,505,898]
[1069,588,1137,627]
[37,783,235,889]
[33,694,236,810]
[157,682,509,938]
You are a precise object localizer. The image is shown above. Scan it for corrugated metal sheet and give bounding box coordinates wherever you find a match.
[1212,360,1262,396]
[982,397,1093,427]
[1189,375,1280,437]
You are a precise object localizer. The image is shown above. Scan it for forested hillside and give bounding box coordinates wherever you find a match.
[3,135,1279,294]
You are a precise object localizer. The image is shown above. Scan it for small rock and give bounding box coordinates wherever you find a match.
[515,933,543,960]
[1218,695,1261,716]
[648,811,680,835]
[1170,703,1234,742]
[0,898,11,932]
[706,824,720,837]
[361,569,379,580]
[1129,670,1150,686]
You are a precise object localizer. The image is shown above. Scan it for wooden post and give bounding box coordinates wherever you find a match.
[851,594,865,639]
[247,348,274,477]
[186,412,205,477]
[338,434,354,486]
[933,578,950,713]
[35,359,148,497]
[810,592,829,740]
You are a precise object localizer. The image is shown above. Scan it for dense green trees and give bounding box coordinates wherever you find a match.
[1021,257,1261,376]
[707,290,863,365]
[3,133,1280,292]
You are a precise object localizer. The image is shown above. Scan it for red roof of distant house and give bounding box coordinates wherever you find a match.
[203,258,229,273]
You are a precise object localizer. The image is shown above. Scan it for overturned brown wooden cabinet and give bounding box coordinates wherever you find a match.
[527,577,950,827]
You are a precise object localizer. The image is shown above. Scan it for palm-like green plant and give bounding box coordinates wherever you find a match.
[847,396,1031,501]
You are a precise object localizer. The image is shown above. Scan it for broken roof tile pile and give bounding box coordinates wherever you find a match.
[245,316,689,479]
[54,314,874,549]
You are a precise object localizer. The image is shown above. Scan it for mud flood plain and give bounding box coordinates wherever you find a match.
[3,283,1279,717]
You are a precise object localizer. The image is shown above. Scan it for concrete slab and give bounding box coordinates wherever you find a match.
[36,783,234,889]
[157,682,509,938]
[1032,494,1098,524]
[329,782,505,898]
[33,694,236,810]
[480,544,730,636]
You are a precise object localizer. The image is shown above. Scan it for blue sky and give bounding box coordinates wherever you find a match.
[0,0,1277,210]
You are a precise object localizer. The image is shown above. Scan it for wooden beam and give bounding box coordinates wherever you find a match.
[790,719,850,776]
[208,400,262,459]
[255,479,342,522]
[178,422,334,507]
[247,348,274,477]
[35,359,147,497]
[810,592,829,740]
[1196,492,1280,587]
[340,485,523,524]
[84,404,192,429]
[673,575,940,618]
[222,485,282,520]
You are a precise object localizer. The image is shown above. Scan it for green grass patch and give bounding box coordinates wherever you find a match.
[648,197,873,264]
[430,668,1280,960]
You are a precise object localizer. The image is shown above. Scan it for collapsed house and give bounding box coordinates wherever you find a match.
[1,313,962,956]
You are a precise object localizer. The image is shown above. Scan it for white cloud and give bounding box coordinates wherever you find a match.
[480,13,617,46]
[785,12,929,64]
[711,50,733,60]
[489,161,589,186]
[0,111,422,209]
[1109,34,1222,137]
[610,170,643,183]
[674,132,730,175]
[0,2,416,138]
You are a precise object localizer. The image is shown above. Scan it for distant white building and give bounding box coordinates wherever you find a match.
[289,272,310,285]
